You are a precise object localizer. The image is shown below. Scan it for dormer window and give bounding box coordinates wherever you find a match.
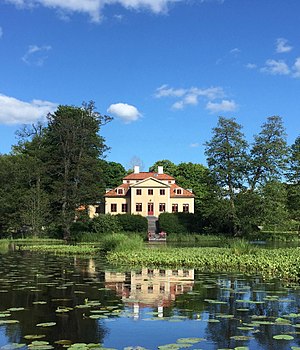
[117,188,123,195]
[176,189,182,195]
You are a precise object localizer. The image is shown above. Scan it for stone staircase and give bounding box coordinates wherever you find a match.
[147,216,158,234]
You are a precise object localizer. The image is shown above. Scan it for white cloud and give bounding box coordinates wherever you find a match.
[246,63,257,69]
[5,0,184,22]
[155,84,186,98]
[189,142,199,148]
[276,38,293,53]
[292,57,300,78]
[22,44,52,66]
[0,93,57,125]
[0,27,3,38]
[107,102,141,123]
[206,99,238,113]
[261,59,290,75]
[230,48,241,54]
[172,101,184,110]
[156,85,226,110]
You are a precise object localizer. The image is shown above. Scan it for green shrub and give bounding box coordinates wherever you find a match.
[91,214,122,234]
[100,233,144,252]
[158,212,202,234]
[116,214,148,232]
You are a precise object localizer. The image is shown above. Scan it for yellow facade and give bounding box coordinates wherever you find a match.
[89,166,195,218]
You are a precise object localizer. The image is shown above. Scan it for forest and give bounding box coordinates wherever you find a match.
[0,102,299,240]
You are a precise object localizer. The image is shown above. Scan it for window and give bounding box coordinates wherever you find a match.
[148,189,153,195]
[172,204,178,213]
[117,188,123,195]
[160,284,165,293]
[95,206,101,214]
[159,203,166,212]
[136,189,142,195]
[172,270,178,276]
[122,204,127,213]
[111,203,117,212]
[176,189,182,195]
[183,204,189,213]
[160,189,165,195]
[136,283,141,291]
[147,269,154,276]
[148,285,154,294]
[136,203,142,212]
[159,269,166,277]
[183,270,189,277]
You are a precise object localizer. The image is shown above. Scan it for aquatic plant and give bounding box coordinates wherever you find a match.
[107,246,300,282]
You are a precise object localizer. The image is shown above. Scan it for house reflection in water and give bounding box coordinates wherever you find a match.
[105,268,194,318]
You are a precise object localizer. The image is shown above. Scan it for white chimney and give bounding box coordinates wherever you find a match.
[134,165,140,174]
[158,166,164,174]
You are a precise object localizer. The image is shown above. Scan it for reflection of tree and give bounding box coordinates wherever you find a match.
[0,253,117,346]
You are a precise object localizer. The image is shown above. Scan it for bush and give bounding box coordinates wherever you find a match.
[116,214,148,232]
[91,214,122,234]
[158,212,202,234]
[100,233,144,252]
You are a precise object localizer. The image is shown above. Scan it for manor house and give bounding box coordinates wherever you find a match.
[93,166,194,218]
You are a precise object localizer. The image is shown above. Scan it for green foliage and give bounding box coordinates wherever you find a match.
[205,117,248,234]
[107,246,300,282]
[149,160,177,175]
[158,212,202,234]
[228,238,257,255]
[91,214,121,234]
[100,233,143,252]
[249,116,288,190]
[44,102,111,240]
[101,160,126,188]
[116,214,148,232]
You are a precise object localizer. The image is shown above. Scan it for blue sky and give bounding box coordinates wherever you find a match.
[0,0,299,170]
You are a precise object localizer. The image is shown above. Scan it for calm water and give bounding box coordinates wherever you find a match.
[1,250,300,350]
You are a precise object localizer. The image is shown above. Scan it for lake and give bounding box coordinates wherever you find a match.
[1,249,300,350]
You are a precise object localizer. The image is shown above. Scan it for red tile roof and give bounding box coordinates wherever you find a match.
[123,172,174,181]
[104,183,130,197]
[170,184,195,198]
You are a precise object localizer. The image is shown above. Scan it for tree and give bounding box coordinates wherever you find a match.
[13,123,50,236]
[249,116,288,191]
[287,135,300,231]
[148,159,177,175]
[260,180,289,230]
[287,135,300,184]
[44,102,111,240]
[174,162,212,214]
[205,117,249,234]
[101,161,126,189]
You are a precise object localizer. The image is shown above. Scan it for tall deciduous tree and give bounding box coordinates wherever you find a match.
[249,115,288,191]
[13,123,50,236]
[45,102,111,240]
[287,135,300,232]
[148,159,177,175]
[205,117,248,234]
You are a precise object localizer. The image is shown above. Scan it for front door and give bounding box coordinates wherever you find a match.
[148,203,154,215]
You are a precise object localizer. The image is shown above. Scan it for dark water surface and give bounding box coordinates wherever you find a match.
[1,250,300,350]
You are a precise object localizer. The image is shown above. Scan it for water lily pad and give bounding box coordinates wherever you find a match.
[54,340,72,346]
[176,338,205,344]
[0,320,19,325]
[273,334,294,340]
[24,336,46,340]
[230,336,253,341]
[1,343,26,350]
[158,345,181,350]
[7,307,25,312]
[36,322,56,327]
